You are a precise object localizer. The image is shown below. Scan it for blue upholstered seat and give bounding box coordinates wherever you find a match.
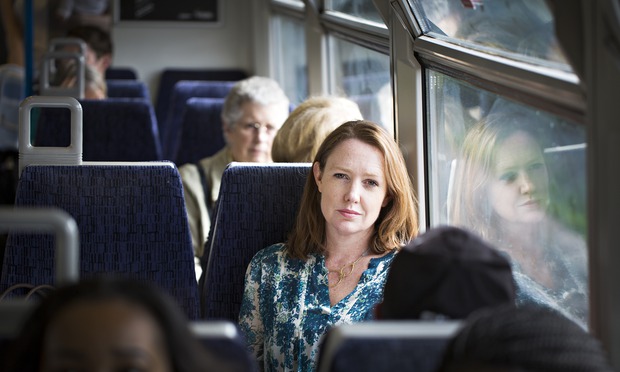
[34,98,162,162]
[200,162,311,320]
[191,321,258,372]
[1,163,200,319]
[105,67,138,80]
[155,68,246,128]
[161,80,236,160]
[174,97,225,166]
[316,321,462,372]
[106,79,150,100]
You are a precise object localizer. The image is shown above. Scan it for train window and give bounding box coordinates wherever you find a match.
[413,0,572,70]
[327,0,385,24]
[271,0,305,9]
[427,69,588,328]
[272,13,308,104]
[328,37,392,135]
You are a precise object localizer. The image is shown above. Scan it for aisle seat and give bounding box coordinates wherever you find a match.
[8,96,198,318]
[3,163,200,319]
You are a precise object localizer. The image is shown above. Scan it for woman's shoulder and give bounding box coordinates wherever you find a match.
[179,148,230,178]
[178,163,202,197]
[367,249,398,272]
[201,147,232,170]
[178,162,199,180]
[372,249,398,264]
[545,218,586,256]
[250,243,288,264]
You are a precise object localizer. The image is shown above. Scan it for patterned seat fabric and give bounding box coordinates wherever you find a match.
[1,164,199,319]
[200,163,311,320]
[155,68,247,127]
[174,97,225,167]
[106,79,150,100]
[35,98,162,162]
[161,80,235,160]
[105,67,138,80]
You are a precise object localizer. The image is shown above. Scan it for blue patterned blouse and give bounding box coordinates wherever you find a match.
[239,243,397,372]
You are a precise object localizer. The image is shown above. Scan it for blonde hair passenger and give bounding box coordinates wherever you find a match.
[449,111,588,328]
[272,96,363,162]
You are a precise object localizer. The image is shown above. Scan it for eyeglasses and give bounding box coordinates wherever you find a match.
[239,122,278,135]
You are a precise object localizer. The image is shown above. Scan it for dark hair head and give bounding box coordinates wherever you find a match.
[286,120,418,259]
[381,226,516,320]
[67,25,113,58]
[5,278,219,372]
[438,304,614,372]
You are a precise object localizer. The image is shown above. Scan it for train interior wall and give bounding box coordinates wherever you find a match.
[111,0,256,104]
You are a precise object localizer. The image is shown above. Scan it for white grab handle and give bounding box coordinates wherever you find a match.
[18,96,83,175]
[40,51,85,98]
[47,37,87,54]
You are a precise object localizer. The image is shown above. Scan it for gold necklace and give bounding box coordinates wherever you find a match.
[328,248,371,288]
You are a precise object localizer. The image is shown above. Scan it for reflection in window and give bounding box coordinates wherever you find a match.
[274,0,304,4]
[427,70,588,328]
[329,37,393,135]
[414,0,571,69]
[272,14,307,105]
[328,0,384,24]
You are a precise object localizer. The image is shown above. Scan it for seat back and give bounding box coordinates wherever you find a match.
[2,163,200,319]
[0,206,80,363]
[174,97,225,166]
[161,80,235,160]
[317,321,462,372]
[105,67,138,80]
[0,64,25,151]
[201,162,311,320]
[155,69,246,126]
[106,79,150,100]
[191,321,258,372]
[35,98,162,162]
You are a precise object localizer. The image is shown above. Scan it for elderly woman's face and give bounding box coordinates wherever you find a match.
[224,101,289,163]
[40,299,171,372]
[488,130,549,224]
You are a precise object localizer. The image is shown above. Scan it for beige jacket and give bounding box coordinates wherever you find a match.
[179,147,233,258]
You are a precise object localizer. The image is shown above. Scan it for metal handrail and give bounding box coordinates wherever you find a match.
[0,207,80,285]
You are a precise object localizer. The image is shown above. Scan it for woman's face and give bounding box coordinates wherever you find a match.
[224,101,289,163]
[314,138,390,241]
[40,299,171,372]
[488,130,549,224]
